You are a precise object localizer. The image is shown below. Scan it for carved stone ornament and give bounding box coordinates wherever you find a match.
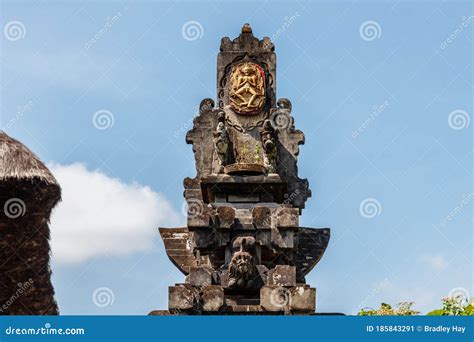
[229,62,265,115]
[228,237,257,289]
[260,119,278,173]
[213,112,231,173]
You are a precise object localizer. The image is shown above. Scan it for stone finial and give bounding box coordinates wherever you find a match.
[241,23,252,33]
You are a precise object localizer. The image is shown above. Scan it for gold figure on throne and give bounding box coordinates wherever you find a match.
[229,62,265,115]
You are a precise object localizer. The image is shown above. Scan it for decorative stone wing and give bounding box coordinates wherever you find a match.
[295,227,330,277]
[159,227,196,275]
[272,99,311,210]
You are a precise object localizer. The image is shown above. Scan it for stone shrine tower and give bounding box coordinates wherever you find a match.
[156,24,330,315]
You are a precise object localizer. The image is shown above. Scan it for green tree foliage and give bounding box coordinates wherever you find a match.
[427,295,473,316]
[358,295,473,316]
[358,302,420,316]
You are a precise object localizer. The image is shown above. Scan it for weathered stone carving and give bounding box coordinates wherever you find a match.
[229,62,265,115]
[154,24,330,315]
[260,119,278,173]
[228,236,257,289]
[213,112,231,173]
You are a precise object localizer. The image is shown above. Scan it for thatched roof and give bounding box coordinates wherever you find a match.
[0,130,59,185]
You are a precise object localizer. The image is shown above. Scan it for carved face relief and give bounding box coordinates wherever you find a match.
[229,62,265,115]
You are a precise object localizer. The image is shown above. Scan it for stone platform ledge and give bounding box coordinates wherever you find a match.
[163,284,319,314]
[148,310,345,316]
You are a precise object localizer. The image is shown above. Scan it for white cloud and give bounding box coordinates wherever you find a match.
[49,163,181,264]
[420,254,449,272]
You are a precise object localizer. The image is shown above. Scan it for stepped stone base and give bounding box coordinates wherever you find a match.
[152,283,316,315]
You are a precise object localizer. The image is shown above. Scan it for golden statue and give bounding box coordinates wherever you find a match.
[229,62,265,115]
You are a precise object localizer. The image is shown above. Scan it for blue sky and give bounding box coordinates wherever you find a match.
[0,0,472,315]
